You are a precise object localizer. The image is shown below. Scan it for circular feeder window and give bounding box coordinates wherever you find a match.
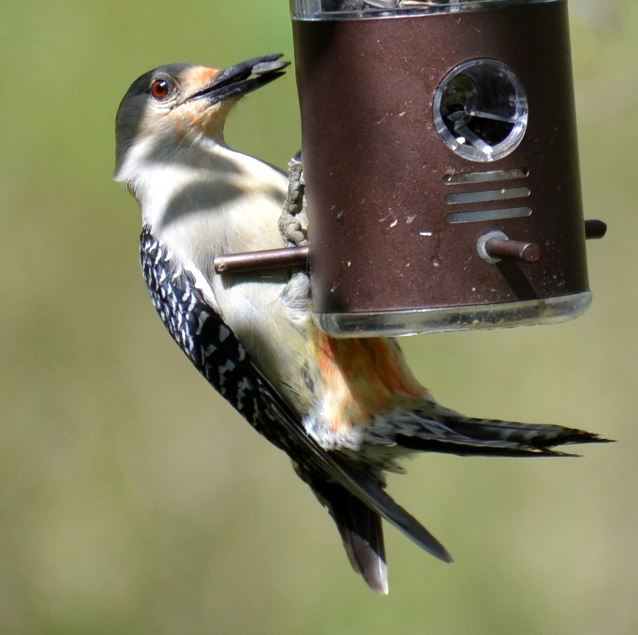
[433,59,529,163]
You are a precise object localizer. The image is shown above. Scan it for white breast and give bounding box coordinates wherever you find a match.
[136,138,319,413]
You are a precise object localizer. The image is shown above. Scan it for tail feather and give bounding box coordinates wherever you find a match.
[311,483,389,595]
[312,482,389,594]
[395,407,610,457]
[308,467,453,594]
[395,433,579,457]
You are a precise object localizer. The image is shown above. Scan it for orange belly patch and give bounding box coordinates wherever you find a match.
[316,332,428,433]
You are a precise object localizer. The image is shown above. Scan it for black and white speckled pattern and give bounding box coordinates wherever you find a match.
[138,225,470,571]
[140,225,299,451]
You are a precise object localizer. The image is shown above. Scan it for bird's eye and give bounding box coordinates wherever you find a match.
[150,78,171,100]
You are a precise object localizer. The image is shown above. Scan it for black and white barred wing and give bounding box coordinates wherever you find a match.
[139,226,451,563]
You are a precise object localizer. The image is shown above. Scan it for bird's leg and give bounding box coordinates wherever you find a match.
[279,152,308,247]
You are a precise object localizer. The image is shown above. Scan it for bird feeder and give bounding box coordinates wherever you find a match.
[217,0,606,337]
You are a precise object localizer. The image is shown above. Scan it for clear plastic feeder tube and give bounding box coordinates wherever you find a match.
[291,0,559,20]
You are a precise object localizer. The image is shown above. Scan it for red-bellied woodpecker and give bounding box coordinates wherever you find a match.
[114,54,605,594]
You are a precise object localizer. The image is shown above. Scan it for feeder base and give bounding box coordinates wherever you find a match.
[314,292,591,338]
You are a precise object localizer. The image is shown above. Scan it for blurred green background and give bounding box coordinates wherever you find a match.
[1,0,635,633]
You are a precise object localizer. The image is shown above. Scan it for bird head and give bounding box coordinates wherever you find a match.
[114,54,289,181]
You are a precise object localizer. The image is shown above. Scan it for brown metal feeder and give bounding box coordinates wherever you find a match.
[216,0,606,337]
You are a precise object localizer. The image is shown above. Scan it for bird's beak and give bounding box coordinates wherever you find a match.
[188,53,289,105]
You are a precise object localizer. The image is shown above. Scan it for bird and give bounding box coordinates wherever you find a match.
[114,53,606,595]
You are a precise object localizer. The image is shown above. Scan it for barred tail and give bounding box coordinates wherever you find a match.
[394,408,610,457]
